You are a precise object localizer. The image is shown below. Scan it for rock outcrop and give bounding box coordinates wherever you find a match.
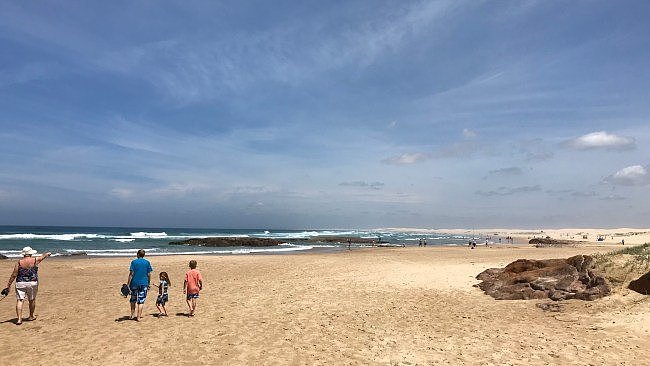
[307,236,382,244]
[169,237,284,247]
[475,255,610,301]
[628,272,650,295]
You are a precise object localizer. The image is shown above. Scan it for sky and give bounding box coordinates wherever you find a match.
[1,1,649,229]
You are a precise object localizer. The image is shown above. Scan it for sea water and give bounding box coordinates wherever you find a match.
[0,226,474,258]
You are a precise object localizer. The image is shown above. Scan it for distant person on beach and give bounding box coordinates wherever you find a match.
[183,260,203,317]
[127,249,153,321]
[155,271,171,317]
[2,247,51,325]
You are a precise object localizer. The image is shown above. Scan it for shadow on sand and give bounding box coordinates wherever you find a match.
[114,316,136,322]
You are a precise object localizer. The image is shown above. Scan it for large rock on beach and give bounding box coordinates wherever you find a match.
[169,237,284,247]
[475,255,610,301]
[628,271,650,295]
[0,254,7,260]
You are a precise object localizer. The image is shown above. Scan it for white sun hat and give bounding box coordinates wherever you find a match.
[21,246,38,256]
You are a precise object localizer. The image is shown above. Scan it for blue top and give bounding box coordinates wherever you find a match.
[129,258,153,287]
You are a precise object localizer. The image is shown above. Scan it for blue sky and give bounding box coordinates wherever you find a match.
[1,1,649,229]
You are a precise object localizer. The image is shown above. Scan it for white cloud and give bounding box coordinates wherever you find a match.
[487,167,523,177]
[382,152,430,165]
[565,131,635,150]
[476,185,541,196]
[339,181,385,190]
[603,165,650,186]
[388,121,397,129]
[109,188,135,199]
[462,128,477,138]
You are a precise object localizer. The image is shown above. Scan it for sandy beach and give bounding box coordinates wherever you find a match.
[0,244,648,365]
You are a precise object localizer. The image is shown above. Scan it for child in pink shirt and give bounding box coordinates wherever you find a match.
[183,260,203,317]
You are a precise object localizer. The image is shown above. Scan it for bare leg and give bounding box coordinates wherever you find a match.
[189,298,197,316]
[28,299,36,320]
[136,303,145,320]
[16,299,24,324]
[186,298,192,315]
[130,301,136,319]
[162,304,167,316]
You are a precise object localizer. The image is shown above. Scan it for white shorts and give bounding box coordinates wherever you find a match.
[15,281,38,301]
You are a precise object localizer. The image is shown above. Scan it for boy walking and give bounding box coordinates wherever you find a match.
[183,260,203,317]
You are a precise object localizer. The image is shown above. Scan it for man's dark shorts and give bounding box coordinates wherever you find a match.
[130,285,148,304]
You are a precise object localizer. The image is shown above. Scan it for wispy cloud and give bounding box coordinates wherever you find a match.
[339,181,385,190]
[487,167,523,177]
[109,188,135,200]
[600,194,626,201]
[515,139,554,162]
[564,131,635,151]
[603,165,650,186]
[462,128,477,138]
[476,185,542,197]
[381,152,430,165]
[95,1,457,104]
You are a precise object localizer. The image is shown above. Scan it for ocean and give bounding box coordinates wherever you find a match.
[0,226,474,258]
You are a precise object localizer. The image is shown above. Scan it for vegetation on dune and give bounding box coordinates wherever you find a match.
[594,243,650,289]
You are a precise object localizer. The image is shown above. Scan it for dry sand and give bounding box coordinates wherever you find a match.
[0,245,648,365]
[391,227,650,246]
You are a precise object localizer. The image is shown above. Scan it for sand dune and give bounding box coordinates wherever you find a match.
[0,245,647,365]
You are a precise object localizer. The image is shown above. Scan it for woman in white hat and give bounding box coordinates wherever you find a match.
[3,246,51,325]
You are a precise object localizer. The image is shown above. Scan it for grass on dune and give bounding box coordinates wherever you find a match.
[594,243,650,289]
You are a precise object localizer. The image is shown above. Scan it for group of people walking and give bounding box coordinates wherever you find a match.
[127,249,204,321]
[1,247,203,324]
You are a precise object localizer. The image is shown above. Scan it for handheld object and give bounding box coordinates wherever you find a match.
[120,284,130,297]
[0,287,9,301]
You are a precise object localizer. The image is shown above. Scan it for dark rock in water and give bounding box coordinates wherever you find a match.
[68,252,87,256]
[475,255,610,301]
[169,237,284,247]
[307,236,382,244]
[529,238,578,247]
[628,272,650,295]
[0,254,7,260]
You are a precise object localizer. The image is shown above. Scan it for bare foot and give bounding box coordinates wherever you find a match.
[27,316,37,321]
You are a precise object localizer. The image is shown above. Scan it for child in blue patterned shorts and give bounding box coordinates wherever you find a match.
[155,272,171,317]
